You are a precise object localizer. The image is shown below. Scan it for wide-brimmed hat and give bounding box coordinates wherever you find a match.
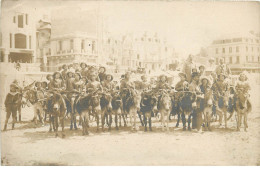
[106,74,113,81]
[35,81,42,87]
[218,73,226,79]
[99,66,106,72]
[46,74,52,80]
[178,72,186,78]
[191,72,200,79]
[239,72,248,81]
[200,76,210,83]
[199,65,205,69]
[80,62,87,68]
[159,75,168,82]
[10,83,19,89]
[74,72,82,79]
[67,71,74,77]
[53,71,62,79]
[62,64,67,69]
[120,74,125,79]
[141,75,147,80]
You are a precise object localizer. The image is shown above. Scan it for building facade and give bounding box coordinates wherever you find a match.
[36,15,51,71]
[48,7,101,72]
[0,7,37,64]
[208,32,260,74]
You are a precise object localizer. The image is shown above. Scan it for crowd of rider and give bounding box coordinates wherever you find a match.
[3,56,252,131]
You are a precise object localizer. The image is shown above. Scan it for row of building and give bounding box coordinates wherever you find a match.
[0,6,179,74]
[0,6,259,75]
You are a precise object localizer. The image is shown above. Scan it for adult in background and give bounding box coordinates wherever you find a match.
[215,58,231,78]
[98,67,107,83]
[182,55,193,83]
[80,63,88,78]
[188,72,202,130]
[61,64,68,81]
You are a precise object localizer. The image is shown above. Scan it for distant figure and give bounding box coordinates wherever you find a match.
[182,55,193,83]
[215,58,231,78]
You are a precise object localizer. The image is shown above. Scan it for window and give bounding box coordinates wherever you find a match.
[258,56,260,62]
[59,41,62,51]
[246,46,248,52]
[29,36,31,49]
[137,54,140,60]
[252,56,254,62]
[216,58,219,64]
[246,56,248,62]
[222,48,225,53]
[236,46,239,52]
[236,56,240,64]
[26,14,28,25]
[15,33,26,49]
[70,40,74,50]
[10,33,12,48]
[81,40,85,50]
[229,57,232,64]
[18,15,23,28]
[245,38,248,42]
[13,16,15,23]
[92,41,96,52]
[223,57,226,63]
[252,47,254,52]
[216,48,218,54]
[229,47,232,53]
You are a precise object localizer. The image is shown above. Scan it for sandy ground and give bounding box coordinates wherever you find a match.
[1,86,260,166]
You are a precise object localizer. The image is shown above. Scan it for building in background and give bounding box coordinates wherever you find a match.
[208,32,260,74]
[48,7,101,72]
[36,15,51,72]
[0,6,41,72]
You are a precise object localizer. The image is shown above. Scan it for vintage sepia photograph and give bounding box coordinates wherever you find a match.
[0,0,260,166]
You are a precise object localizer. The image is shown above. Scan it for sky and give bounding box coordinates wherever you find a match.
[1,0,260,57]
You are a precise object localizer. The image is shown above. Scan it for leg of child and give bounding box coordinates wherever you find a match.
[4,108,12,131]
[11,106,17,129]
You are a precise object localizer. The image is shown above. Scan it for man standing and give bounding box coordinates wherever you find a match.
[182,55,193,83]
[215,58,231,78]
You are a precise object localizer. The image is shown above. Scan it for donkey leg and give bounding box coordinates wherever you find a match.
[144,114,147,132]
[182,113,186,131]
[224,110,227,129]
[85,113,90,135]
[138,112,144,126]
[176,113,180,127]
[55,116,58,137]
[149,117,152,131]
[73,115,77,130]
[101,112,105,132]
[161,112,165,131]
[188,114,192,131]
[115,113,119,130]
[61,117,65,138]
[243,114,247,132]
[166,113,170,132]
[96,113,100,132]
[108,113,112,131]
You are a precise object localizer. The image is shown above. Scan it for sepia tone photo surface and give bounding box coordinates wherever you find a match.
[0,0,260,166]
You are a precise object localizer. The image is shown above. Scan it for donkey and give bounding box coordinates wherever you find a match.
[75,94,91,135]
[121,88,142,131]
[49,92,67,138]
[200,88,214,131]
[179,91,197,131]
[140,90,157,131]
[111,90,126,129]
[100,92,113,131]
[157,89,172,131]
[235,90,252,131]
